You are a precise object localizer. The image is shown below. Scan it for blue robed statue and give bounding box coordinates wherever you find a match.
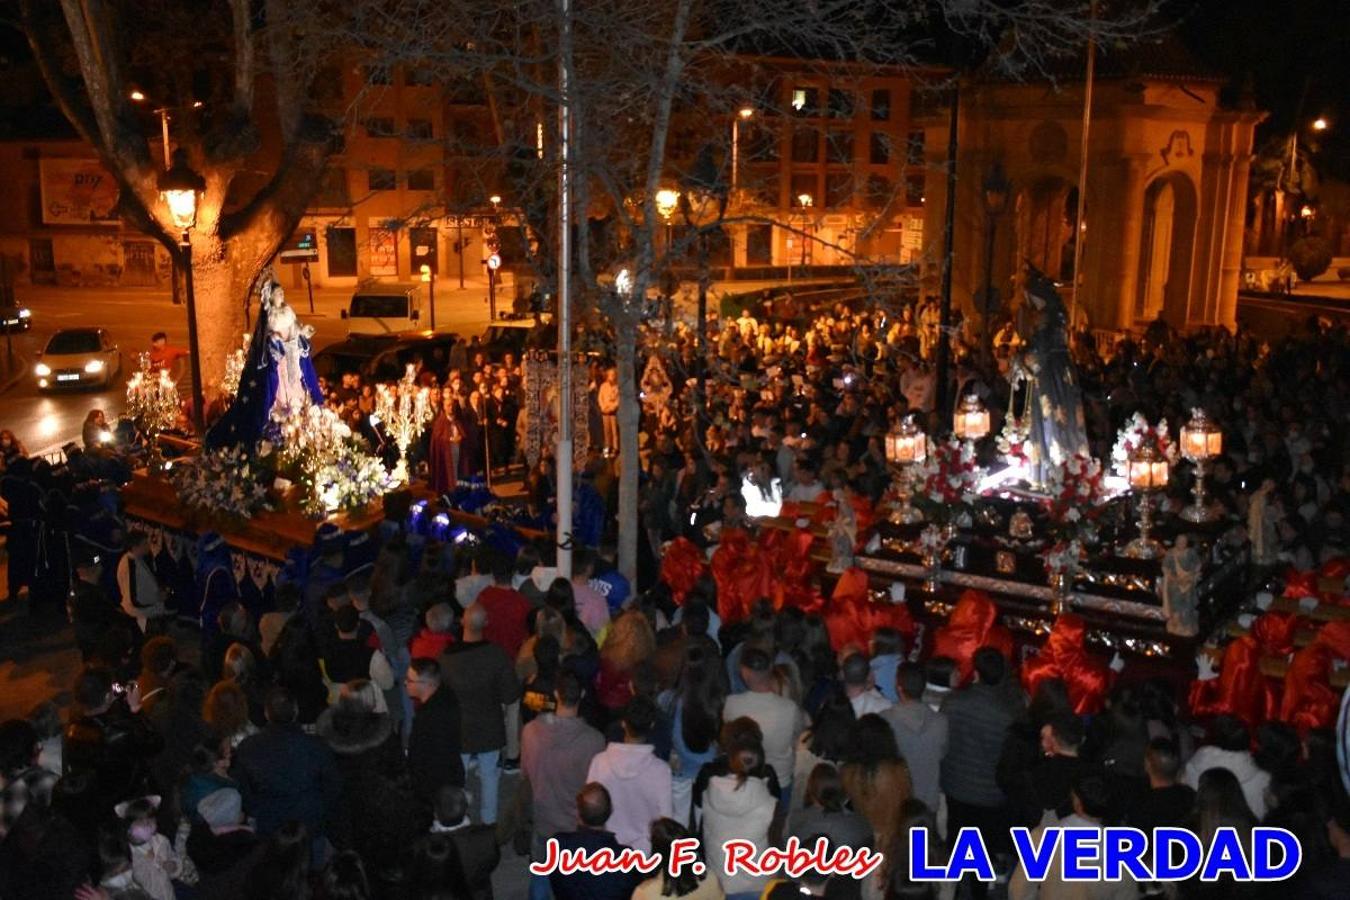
[1015,265,1089,484]
[205,272,323,449]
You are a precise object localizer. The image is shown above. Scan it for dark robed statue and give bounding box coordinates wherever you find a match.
[1018,266,1089,482]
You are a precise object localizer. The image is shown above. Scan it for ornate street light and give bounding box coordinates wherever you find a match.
[953,394,991,446]
[157,148,206,433]
[1125,444,1169,559]
[1179,408,1223,523]
[885,415,928,524]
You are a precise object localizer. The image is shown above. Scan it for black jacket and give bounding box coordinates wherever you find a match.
[408,686,465,796]
[547,829,643,900]
[231,722,342,838]
[62,705,164,810]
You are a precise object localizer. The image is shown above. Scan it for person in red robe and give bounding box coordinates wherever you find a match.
[429,387,461,493]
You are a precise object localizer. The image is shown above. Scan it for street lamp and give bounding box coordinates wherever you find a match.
[655,188,680,255]
[731,106,754,197]
[158,147,206,434]
[1313,117,1329,132]
[793,192,813,280]
[979,162,1010,356]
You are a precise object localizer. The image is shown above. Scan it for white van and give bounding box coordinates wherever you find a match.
[341,282,425,335]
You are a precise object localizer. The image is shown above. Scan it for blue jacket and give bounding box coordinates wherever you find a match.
[231,723,342,838]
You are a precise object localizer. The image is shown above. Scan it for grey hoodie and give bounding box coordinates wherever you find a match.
[882,700,949,809]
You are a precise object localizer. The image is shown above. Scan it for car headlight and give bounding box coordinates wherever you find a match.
[85,359,105,374]
[34,362,50,377]
[17,309,30,319]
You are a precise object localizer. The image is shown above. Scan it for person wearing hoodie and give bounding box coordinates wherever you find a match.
[881,662,948,810]
[1181,714,1270,820]
[702,740,776,900]
[868,628,904,704]
[585,695,673,854]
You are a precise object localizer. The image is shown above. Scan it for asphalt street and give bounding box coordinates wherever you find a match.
[0,281,503,456]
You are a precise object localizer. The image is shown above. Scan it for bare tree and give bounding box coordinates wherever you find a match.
[19,0,341,386]
[318,0,1158,583]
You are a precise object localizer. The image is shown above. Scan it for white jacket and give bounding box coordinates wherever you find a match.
[1182,746,1270,819]
[702,773,775,896]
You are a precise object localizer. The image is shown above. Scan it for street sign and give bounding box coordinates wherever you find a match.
[279,229,319,263]
[486,253,502,271]
[410,226,439,275]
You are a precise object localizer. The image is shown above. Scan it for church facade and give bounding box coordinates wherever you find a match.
[919,59,1264,334]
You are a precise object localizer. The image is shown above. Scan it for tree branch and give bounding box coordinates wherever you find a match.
[18,0,100,146]
[230,0,256,116]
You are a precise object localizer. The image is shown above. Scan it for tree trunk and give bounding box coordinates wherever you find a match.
[615,313,640,585]
[188,231,278,399]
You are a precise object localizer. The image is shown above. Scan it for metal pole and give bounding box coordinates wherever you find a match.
[429,270,437,330]
[1068,0,1097,329]
[303,262,315,314]
[159,110,171,167]
[934,85,960,431]
[982,214,996,357]
[488,268,496,321]
[181,231,205,434]
[731,118,740,196]
[555,0,574,579]
[697,233,709,414]
[457,220,466,288]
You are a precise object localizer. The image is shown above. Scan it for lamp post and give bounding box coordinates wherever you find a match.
[655,188,680,256]
[158,148,206,434]
[885,415,928,524]
[979,162,1010,357]
[1180,408,1223,523]
[1125,443,1169,559]
[731,107,754,198]
[790,193,812,285]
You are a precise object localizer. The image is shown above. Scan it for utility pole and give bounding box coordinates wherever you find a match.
[555,0,575,579]
[934,85,960,429]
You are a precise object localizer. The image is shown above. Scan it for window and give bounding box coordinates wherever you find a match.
[871,89,891,121]
[869,133,891,165]
[791,128,819,163]
[825,173,853,208]
[368,167,396,191]
[744,122,778,162]
[326,227,357,277]
[864,174,893,209]
[363,65,390,85]
[827,88,855,119]
[365,117,396,138]
[906,172,925,206]
[826,131,854,165]
[906,129,925,166]
[790,87,819,117]
[406,119,434,141]
[790,173,817,206]
[406,67,437,87]
[406,168,435,191]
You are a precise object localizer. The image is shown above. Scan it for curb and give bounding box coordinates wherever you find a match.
[0,354,30,396]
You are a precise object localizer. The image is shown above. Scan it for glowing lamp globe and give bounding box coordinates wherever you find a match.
[1127,444,1169,491]
[655,189,680,221]
[1180,409,1222,461]
[157,148,205,231]
[953,394,991,442]
[885,416,928,465]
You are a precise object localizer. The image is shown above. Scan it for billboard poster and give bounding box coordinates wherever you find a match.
[369,227,398,276]
[39,158,120,226]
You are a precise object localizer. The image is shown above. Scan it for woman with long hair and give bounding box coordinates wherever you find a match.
[840,714,912,852]
[634,817,725,899]
[1181,767,1259,899]
[702,740,775,900]
[788,690,855,826]
[597,609,657,711]
[884,798,947,900]
[202,680,257,750]
[664,643,728,824]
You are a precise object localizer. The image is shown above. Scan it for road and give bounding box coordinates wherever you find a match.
[0,281,505,456]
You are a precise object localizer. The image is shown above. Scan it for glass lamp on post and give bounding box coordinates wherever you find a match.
[157,148,206,434]
[953,394,991,450]
[1125,444,1170,559]
[885,415,928,524]
[1179,409,1222,523]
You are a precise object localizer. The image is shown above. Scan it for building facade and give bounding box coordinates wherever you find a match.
[920,57,1264,333]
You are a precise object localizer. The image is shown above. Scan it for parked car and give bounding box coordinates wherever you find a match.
[479,316,556,360]
[313,331,461,383]
[0,302,32,333]
[35,328,122,391]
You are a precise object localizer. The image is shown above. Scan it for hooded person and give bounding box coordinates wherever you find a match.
[584,696,673,854]
[701,738,776,898]
[195,533,239,647]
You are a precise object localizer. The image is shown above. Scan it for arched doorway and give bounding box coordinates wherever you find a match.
[1136,172,1197,324]
[1015,176,1078,283]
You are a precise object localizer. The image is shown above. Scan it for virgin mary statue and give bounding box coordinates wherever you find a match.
[1017,266,1089,482]
[205,272,323,449]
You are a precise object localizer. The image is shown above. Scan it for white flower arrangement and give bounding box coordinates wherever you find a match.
[1111,412,1178,477]
[917,524,946,555]
[304,443,391,517]
[219,332,251,399]
[995,414,1036,467]
[1045,539,1083,577]
[169,445,272,519]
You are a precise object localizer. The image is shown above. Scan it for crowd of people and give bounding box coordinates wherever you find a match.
[4,282,1350,900]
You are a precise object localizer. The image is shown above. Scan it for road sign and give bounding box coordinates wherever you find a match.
[279,229,319,263]
[486,253,502,271]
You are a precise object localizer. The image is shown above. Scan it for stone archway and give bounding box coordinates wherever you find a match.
[1015,175,1078,283]
[1136,172,1198,325]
